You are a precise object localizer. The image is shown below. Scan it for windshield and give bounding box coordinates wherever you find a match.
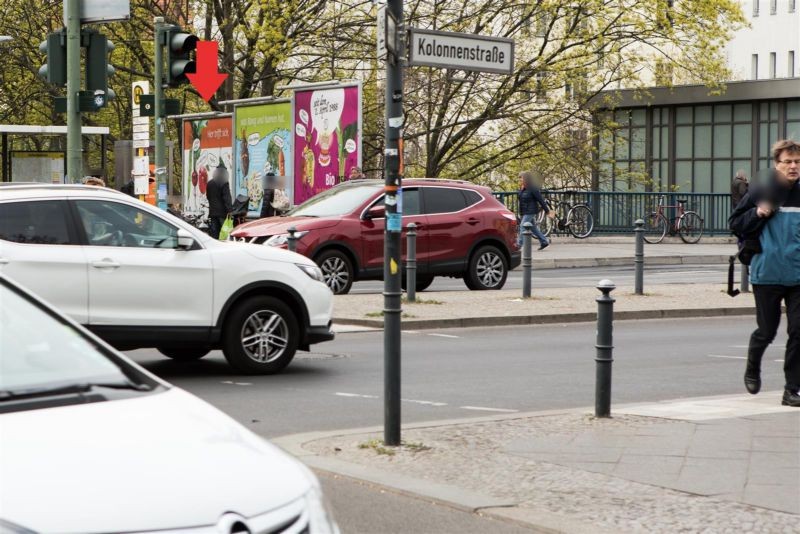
[289,183,381,217]
[0,281,135,392]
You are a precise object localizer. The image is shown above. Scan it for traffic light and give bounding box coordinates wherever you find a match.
[164,26,198,87]
[38,30,66,87]
[84,30,116,108]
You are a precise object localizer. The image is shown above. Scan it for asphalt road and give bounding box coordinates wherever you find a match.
[126,316,785,533]
[349,264,728,293]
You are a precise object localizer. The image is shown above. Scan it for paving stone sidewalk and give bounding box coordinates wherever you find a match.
[334,283,756,329]
[300,392,799,533]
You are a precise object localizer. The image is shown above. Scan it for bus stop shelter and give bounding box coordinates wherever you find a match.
[0,124,110,183]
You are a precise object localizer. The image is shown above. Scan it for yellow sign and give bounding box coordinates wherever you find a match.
[390,258,398,275]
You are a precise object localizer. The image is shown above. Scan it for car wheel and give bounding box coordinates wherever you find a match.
[466,245,508,290]
[222,296,299,374]
[157,346,210,361]
[316,250,354,295]
[402,274,434,292]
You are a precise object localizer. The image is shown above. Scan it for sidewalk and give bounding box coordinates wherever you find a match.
[276,393,800,533]
[333,283,754,330]
[526,239,734,269]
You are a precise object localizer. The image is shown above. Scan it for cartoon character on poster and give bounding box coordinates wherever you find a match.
[235,120,291,217]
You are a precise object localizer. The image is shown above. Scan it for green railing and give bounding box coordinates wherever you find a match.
[493,190,733,236]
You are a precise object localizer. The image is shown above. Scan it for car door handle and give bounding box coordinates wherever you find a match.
[466,218,480,225]
[92,259,120,269]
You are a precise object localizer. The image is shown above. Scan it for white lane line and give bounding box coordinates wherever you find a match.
[335,392,379,399]
[461,406,518,413]
[428,333,460,339]
[402,398,448,407]
[708,354,747,360]
[221,381,253,386]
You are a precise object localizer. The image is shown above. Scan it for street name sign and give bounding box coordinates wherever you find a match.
[408,28,514,75]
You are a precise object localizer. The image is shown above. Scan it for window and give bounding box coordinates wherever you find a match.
[770,52,776,78]
[74,201,179,248]
[752,54,759,79]
[753,0,760,16]
[770,0,777,14]
[791,1,797,13]
[0,201,74,245]
[790,51,796,77]
[463,190,483,205]
[399,188,421,216]
[422,187,469,214]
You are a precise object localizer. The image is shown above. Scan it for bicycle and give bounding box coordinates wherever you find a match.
[535,191,594,239]
[642,195,704,244]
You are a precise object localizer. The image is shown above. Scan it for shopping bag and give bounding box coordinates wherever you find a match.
[219,216,234,241]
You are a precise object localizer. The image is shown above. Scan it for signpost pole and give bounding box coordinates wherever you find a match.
[383,0,403,447]
[154,17,166,204]
[65,0,82,182]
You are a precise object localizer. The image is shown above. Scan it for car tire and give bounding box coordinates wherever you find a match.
[466,245,508,290]
[157,346,210,361]
[315,249,354,295]
[401,274,434,292]
[222,296,299,375]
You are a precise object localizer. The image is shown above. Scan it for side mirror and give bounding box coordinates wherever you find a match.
[364,205,385,220]
[176,228,195,250]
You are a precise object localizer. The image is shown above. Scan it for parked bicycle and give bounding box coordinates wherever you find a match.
[535,191,594,239]
[642,195,704,244]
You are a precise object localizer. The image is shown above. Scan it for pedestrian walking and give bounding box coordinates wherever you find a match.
[729,139,800,407]
[517,171,553,250]
[260,172,276,219]
[206,160,232,239]
[731,169,749,209]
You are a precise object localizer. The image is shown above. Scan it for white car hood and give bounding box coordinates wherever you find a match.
[0,388,311,533]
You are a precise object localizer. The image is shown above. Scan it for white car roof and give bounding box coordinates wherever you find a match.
[0,183,129,201]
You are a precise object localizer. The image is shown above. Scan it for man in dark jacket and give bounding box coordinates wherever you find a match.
[729,139,800,407]
[206,161,232,239]
[517,171,552,250]
[731,169,748,209]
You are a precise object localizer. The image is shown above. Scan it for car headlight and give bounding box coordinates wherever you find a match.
[296,263,324,282]
[305,482,339,534]
[266,231,308,247]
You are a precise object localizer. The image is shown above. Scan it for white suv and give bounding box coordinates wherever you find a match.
[0,184,334,374]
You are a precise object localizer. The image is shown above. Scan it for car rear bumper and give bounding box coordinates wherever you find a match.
[510,250,521,270]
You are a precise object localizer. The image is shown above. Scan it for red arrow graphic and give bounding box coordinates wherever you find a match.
[187,40,228,102]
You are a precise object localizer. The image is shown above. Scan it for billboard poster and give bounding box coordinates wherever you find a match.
[233,101,293,217]
[293,84,361,204]
[182,116,233,216]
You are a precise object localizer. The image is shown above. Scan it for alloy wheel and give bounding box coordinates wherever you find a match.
[476,251,505,287]
[321,256,350,293]
[240,310,289,363]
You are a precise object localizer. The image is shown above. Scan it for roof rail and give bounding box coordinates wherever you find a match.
[0,183,127,195]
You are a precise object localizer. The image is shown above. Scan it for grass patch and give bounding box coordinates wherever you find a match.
[402,297,443,305]
[357,439,431,456]
[364,311,418,318]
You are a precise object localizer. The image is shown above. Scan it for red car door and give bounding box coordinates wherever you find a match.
[422,186,480,268]
[361,188,429,274]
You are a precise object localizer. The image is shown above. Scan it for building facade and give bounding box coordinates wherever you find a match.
[726,1,799,80]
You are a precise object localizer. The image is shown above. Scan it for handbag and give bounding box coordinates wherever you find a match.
[219,215,234,241]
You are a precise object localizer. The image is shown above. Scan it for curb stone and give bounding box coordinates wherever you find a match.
[530,254,730,269]
[334,306,756,331]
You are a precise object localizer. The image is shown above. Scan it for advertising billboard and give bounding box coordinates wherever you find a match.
[182,116,233,217]
[293,83,361,204]
[233,101,293,217]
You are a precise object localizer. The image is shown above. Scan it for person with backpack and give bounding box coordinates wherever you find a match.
[206,161,232,239]
[731,169,748,209]
[729,139,800,407]
[517,171,553,250]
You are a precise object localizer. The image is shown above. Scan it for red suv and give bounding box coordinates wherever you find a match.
[230,179,521,294]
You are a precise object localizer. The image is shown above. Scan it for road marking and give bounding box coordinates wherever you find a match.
[428,333,459,338]
[460,406,518,413]
[402,398,448,406]
[335,392,379,399]
[707,354,747,360]
[221,381,253,386]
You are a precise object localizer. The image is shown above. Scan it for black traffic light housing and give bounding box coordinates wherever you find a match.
[84,29,116,106]
[164,26,198,87]
[38,30,67,87]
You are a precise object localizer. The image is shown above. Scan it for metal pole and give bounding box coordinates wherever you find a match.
[741,263,750,293]
[634,219,644,295]
[65,0,82,183]
[287,226,297,252]
[154,17,166,204]
[522,222,532,298]
[595,279,616,418]
[383,0,404,447]
[406,223,417,303]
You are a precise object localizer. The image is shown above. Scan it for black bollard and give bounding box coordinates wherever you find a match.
[522,222,532,298]
[595,279,616,418]
[634,219,644,295]
[406,223,417,303]
[740,263,750,293]
[287,226,298,252]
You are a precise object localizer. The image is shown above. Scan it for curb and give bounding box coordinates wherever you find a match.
[531,254,730,269]
[334,306,756,331]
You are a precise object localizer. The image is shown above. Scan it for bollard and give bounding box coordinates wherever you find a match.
[740,263,750,293]
[522,222,533,298]
[287,226,298,252]
[634,219,644,295]
[406,223,417,303]
[595,279,616,418]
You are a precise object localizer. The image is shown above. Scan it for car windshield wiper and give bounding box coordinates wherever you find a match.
[0,380,151,402]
